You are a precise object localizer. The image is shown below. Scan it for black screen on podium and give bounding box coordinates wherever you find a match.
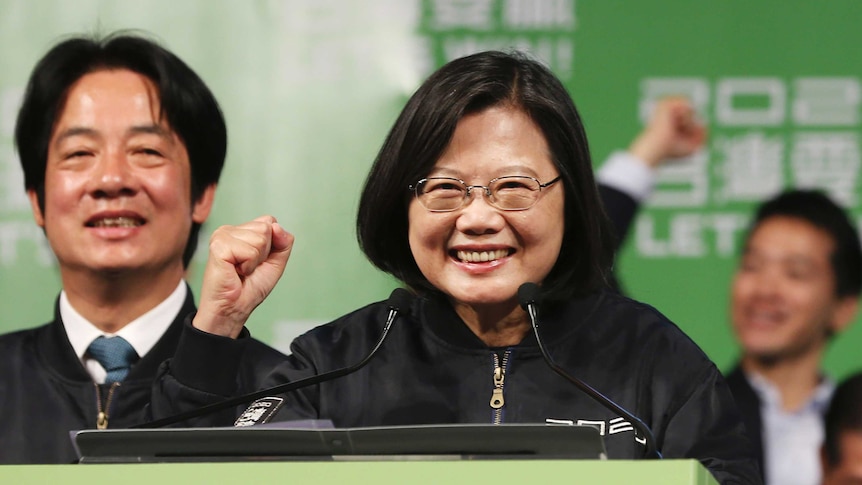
[74,423,606,463]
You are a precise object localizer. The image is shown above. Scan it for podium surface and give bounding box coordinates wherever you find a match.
[72,424,605,462]
[1,460,719,485]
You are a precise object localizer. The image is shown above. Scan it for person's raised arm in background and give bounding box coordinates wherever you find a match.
[597,96,706,256]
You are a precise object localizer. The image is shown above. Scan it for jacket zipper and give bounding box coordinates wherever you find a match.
[489,350,511,424]
[94,382,121,430]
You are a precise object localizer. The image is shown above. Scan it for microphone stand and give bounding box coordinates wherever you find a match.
[135,289,412,429]
[519,284,662,459]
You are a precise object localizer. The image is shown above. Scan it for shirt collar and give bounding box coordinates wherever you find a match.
[746,369,835,414]
[61,280,188,362]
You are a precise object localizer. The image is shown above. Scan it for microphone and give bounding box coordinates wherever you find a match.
[517,283,662,459]
[136,288,414,428]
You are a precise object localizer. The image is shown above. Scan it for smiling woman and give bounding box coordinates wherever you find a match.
[152,50,761,485]
[403,107,565,341]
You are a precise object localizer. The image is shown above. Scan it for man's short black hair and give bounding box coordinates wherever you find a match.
[747,189,862,298]
[15,31,227,267]
[356,51,614,300]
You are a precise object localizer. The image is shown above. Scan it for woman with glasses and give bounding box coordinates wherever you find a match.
[154,51,758,484]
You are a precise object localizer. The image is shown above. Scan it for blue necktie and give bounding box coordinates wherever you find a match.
[87,336,139,384]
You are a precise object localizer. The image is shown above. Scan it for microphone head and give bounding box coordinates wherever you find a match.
[387,288,414,316]
[518,283,542,310]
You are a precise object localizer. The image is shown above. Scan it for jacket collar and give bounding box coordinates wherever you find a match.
[415,290,604,351]
[38,286,196,382]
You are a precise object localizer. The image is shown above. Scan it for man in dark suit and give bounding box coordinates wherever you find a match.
[0,32,284,464]
[723,189,860,485]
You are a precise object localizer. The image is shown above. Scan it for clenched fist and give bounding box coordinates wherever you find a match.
[629,96,707,168]
[192,215,294,338]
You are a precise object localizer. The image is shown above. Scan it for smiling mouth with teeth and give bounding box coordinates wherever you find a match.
[88,217,144,228]
[456,249,511,263]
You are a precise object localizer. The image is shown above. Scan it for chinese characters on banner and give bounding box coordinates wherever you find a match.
[422,0,576,80]
[636,77,861,258]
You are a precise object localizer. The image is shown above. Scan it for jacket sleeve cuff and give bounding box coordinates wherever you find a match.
[170,313,249,397]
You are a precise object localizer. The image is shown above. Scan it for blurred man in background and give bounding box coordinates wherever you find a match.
[725,189,860,485]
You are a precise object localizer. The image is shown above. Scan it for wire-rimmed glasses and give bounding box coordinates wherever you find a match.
[409,175,561,212]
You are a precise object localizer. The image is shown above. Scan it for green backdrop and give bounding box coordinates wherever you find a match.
[1,0,860,379]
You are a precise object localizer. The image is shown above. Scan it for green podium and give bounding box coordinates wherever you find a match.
[1,460,718,484]
[0,425,719,484]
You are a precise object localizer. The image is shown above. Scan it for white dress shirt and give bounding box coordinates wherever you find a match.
[61,280,187,384]
[748,371,834,485]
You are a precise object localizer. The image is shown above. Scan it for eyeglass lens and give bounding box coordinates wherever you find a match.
[415,176,542,211]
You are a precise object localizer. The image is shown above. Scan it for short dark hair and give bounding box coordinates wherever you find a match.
[747,189,862,298]
[823,371,862,466]
[356,51,613,300]
[14,31,227,267]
